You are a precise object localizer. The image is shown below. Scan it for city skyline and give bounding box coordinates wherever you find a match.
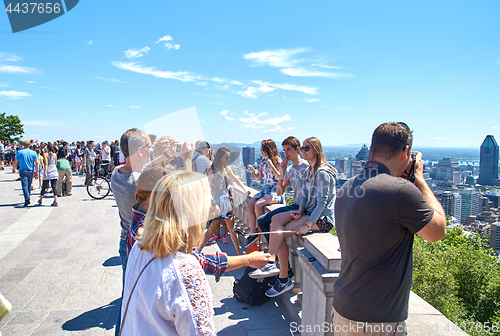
[1,1,500,147]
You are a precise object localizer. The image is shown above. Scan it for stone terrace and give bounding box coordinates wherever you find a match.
[0,171,295,336]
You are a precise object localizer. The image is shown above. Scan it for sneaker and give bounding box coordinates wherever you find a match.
[221,236,229,244]
[66,193,72,196]
[23,201,30,207]
[37,199,42,206]
[51,202,58,207]
[209,234,221,242]
[244,235,259,248]
[249,262,280,279]
[265,278,294,297]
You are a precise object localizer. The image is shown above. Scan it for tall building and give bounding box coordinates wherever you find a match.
[435,157,461,182]
[478,135,499,186]
[459,188,479,225]
[242,147,255,167]
[356,144,369,161]
[490,222,500,252]
[440,191,454,216]
[335,158,348,175]
[242,147,256,187]
[453,193,462,223]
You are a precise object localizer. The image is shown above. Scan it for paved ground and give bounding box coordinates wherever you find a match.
[0,170,294,335]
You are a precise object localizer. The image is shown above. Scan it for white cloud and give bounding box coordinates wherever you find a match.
[311,63,344,69]
[27,81,36,83]
[128,106,141,109]
[336,105,349,110]
[244,47,350,78]
[221,110,293,133]
[211,77,243,86]
[156,35,180,50]
[0,65,38,74]
[0,83,8,87]
[96,76,129,84]
[0,90,31,99]
[281,67,351,78]
[497,61,500,65]
[24,120,67,126]
[124,47,150,59]
[43,87,55,89]
[221,110,235,121]
[112,61,202,83]
[0,52,21,62]
[241,85,275,99]
[434,136,448,140]
[492,126,500,129]
[87,40,93,45]
[304,98,320,103]
[244,48,309,68]
[251,80,318,95]
[107,105,115,107]
[156,35,173,43]
[262,126,296,134]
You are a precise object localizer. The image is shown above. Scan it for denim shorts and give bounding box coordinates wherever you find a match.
[254,185,284,203]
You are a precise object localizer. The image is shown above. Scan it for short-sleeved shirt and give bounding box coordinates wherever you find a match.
[111,167,141,241]
[284,160,309,205]
[15,148,37,171]
[259,156,281,187]
[333,162,434,323]
[84,147,95,165]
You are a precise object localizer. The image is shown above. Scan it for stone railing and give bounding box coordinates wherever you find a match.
[231,186,468,336]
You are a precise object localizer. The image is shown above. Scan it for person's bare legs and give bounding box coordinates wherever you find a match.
[246,196,258,233]
[198,218,221,252]
[268,212,310,261]
[224,217,241,255]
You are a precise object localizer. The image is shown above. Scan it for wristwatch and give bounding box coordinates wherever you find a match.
[163,149,172,159]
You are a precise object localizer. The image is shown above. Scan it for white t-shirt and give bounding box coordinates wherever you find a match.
[119,149,125,164]
[101,145,110,161]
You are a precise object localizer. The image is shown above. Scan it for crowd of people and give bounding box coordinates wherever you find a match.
[4,138,123,206]
[5,122,448,336]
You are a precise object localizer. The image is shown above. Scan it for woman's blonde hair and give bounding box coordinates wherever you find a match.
[138,171,211,258]
[304,137,337,176]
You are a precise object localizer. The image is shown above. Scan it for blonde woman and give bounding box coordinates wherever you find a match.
[120,171,216,336]
[249,137,337,297]
[245,139,282,248]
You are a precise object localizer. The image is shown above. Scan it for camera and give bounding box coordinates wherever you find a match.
[407,153,416,183]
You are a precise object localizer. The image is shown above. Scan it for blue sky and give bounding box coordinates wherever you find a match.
[1,0,499,148]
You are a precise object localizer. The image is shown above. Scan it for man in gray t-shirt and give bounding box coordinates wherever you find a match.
[256,136,309,246]
[333,122,447,335]
[83,141,96,186]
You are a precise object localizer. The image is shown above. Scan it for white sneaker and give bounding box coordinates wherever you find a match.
[249,262,280,279]
[265,278,294,297]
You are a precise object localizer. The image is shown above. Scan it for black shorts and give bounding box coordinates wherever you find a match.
[0,153,4,160]
[315,217,334,233]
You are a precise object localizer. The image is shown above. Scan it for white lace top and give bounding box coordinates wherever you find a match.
[121,245,216,336]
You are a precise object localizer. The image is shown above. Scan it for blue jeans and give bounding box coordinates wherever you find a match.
[115,239,128,336]
[257,204,299,244]
[19,169,34,203]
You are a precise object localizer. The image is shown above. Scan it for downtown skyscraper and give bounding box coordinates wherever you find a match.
[478,135,499,186]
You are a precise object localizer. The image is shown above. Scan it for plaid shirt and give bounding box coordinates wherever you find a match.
[126,206,229,282]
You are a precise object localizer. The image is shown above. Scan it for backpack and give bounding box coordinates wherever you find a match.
[233,267,278,307]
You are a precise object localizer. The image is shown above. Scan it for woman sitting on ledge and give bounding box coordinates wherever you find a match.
[249,137,337,298]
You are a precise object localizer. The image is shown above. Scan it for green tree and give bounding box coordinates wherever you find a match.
[412,228,500,335]
[0,113,24,142]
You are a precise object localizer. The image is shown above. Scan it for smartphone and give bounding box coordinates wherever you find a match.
[176,144,182,152]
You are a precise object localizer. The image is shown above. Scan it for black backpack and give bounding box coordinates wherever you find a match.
[233,267,278,307]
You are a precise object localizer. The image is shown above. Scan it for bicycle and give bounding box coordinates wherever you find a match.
[86,163,112,199]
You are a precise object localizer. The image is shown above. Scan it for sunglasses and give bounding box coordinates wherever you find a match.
[301,146,312,152]
[398,122,411,150]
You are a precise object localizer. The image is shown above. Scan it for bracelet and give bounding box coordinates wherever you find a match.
[305,222,312,229]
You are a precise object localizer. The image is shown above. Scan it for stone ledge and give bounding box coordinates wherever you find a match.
[303,233,341,273]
